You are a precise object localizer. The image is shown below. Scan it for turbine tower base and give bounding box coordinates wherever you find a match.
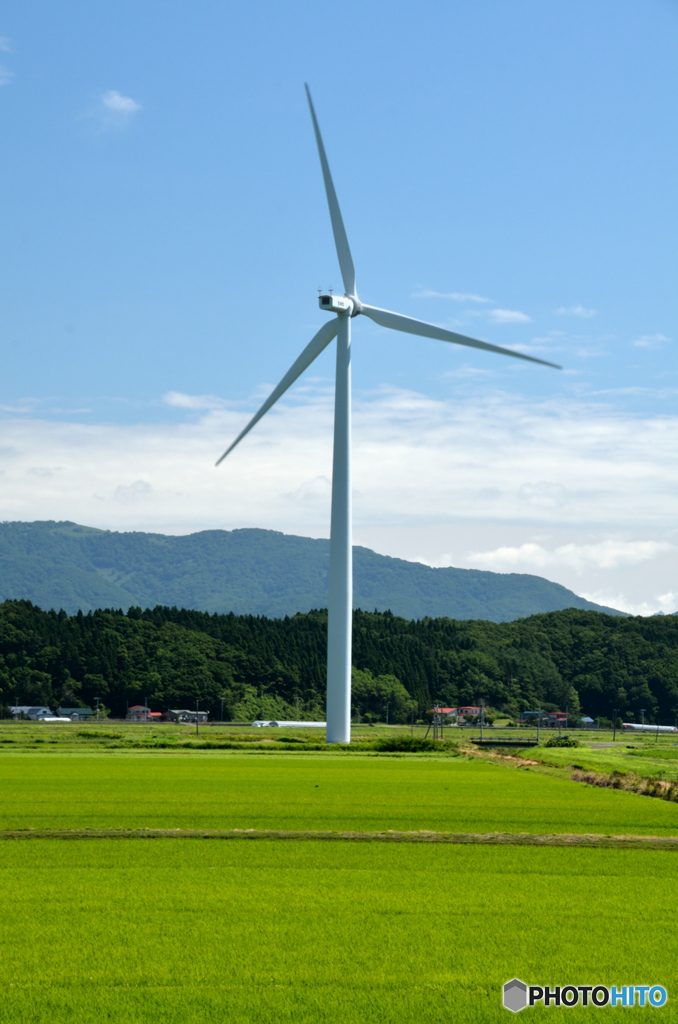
[326,312,352,744]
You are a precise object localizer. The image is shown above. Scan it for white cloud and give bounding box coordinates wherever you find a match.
[413,288,493,304]
[466,540,672,576]
[3,387,678,539]
[102,90,141,115]
[517,481,569,508]
[0,65,13,86]
[578,590,678,617]
[556,306,596,318]
[113,480,153,504]
[0,37,10,52]
[633,334,670,349]
[163,391,224,410]
[488,308,532,324]
[443,365,493,379]
[287,475,331,503]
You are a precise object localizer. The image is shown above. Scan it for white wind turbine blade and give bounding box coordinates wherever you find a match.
[305,84,357,298]
[215,318,339,466]
[360,305,561,369]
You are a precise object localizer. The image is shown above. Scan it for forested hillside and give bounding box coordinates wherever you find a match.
[1,600,676,724]
[0,520,623,621]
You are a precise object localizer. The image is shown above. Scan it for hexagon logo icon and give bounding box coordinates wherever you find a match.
[503,978,528,1012]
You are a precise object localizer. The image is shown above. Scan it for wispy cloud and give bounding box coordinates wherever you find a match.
[556,305,596,318]
[579,590,678,617]
[113,480,153,504]
[0,34,11,83]
[27,467,61,478]
[633,333,670,349]
[2,387,678,537]
[0,403,33,414]
[6,387,678,611]
[163,391,224,410]
[488,308,532,324]
[413,288,493,304]
[83,89,143,130]
[442,365,493,380]
[466,539,672,575]
[102,90,141,115]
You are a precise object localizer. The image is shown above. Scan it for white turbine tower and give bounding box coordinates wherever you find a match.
[216,85,561,744]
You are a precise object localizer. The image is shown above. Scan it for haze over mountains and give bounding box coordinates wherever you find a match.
[0,521,624,622]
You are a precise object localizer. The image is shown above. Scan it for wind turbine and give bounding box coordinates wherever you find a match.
[216,85,561,744]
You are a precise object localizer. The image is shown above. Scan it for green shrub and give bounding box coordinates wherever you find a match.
[372,736,458,753]
[545,735,580,748]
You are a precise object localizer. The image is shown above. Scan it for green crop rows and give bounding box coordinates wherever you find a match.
[1,840,677,1023]
[4,752,678,835]
[3,739,678,1021]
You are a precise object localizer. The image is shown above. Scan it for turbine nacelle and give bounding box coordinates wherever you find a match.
[318,293,356,316]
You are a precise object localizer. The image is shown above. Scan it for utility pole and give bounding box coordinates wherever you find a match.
[196,698,199,737]
[537,702,541,745]
[426,705,441,742]
[94,697,99,722]
[613,709,618,742]
[220,697,224,723]
[295,696,300,721]
[385,700,389,726]
[640,709,646,727]
[480,700,485,742]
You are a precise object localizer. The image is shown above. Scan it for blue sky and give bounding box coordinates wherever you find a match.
[1,0,678,613]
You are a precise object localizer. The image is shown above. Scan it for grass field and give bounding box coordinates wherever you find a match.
[3,727,678,1020]
[526,740,678,779]
[1,839,677,1023]
[4,752,678,835]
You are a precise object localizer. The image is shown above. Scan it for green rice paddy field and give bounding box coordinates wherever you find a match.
[2,839,677,1023]
[2,748,678,1020]
[3,751,678,835]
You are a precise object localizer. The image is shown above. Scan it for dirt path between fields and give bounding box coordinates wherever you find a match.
[1,828,678,849]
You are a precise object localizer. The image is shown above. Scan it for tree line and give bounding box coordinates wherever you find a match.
[1,599,677,724]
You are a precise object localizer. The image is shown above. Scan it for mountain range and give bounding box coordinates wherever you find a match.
[0,520,623,621]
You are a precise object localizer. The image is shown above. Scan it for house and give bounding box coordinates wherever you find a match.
[520,710,575,728]
[57,707,95,722]
[10,705,53,720]
[433,706,484,721]
[166,709,209,723]
[126,705,152,721]
[126,706,164,722]
[520,710,549,723]
[581,716,596,728]
[547,712,569,727]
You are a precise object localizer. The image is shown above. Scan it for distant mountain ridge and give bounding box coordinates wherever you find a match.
[0,524,626,618]
[0,520,624,622]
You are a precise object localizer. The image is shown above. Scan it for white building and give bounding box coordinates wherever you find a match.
[252,720,326,728]
[10,705,53,720]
